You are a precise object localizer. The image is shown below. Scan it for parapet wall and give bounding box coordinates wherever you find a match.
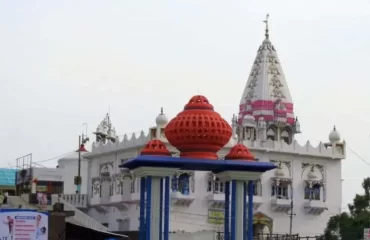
[90,130,345,160]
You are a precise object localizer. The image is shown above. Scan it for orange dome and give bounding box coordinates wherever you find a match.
[225,143,255,160]
[141,140,171,156]
[164,95,232,160]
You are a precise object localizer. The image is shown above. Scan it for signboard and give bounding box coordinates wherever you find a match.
[364,228,370,240]
[208,209,224,224]
[0,209,48,240]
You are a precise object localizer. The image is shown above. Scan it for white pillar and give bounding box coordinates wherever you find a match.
[235,181,244,240]
[151,177,161,240]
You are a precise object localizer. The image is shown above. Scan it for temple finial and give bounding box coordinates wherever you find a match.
[263,13,270,39]
[160,107,164,114]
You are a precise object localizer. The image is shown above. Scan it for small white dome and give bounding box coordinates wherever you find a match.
[243,114,256,127]
[155,107,168,127]
[243,114,255,121]
[329,126,340,143]
[307,169,317,179]
[275,167,285,177]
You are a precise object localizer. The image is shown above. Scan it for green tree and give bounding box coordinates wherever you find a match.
[324,177,370,240]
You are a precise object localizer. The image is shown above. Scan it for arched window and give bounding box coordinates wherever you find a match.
[207,177,224,194]
[281,128,291,144]
[213,178,224,194]
[267,128,276,141]
[178,173,190,195]
[312,183,321,200]
[304,183,321,200]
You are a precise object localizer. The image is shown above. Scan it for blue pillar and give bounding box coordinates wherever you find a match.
[243,182,247,240]
[159,178,164,240]
[164,176,170,240]
[224,181,230,240]
[146,176,152,240]
[139,177,146,240]
[230,180,236,240]
[247,180,254,240]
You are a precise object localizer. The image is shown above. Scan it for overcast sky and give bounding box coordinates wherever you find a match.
[1,0,370,210]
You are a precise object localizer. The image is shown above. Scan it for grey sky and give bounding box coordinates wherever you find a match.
[1,0,370,210]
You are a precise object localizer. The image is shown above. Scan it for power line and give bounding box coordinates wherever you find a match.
[347,146,370,166]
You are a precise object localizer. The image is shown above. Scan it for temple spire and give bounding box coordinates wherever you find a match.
[263,14,270,39]
[239,15,295,127]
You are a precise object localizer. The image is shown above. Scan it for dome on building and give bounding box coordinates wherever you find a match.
[307,169,318,179]
[140,139,171,156]
[329,126,340,143]
[243,114,256,127]
[164,95,232,160]
[155,107,168,127]
[225,143,255,160]
[58,144,88,162]
[274,167,285,177]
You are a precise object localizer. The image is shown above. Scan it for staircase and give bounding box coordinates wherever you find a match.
[51,194,109,232]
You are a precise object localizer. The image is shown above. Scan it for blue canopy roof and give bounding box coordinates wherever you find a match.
[0,168,16,186]
[120,155,276,173]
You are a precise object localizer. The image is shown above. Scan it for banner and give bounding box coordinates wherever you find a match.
[0,209,48,240]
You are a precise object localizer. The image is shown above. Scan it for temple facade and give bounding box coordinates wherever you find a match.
[58,25,346,237]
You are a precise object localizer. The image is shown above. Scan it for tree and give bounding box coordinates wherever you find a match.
[324,177,370,240]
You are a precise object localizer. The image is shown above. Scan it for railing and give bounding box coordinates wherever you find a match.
[215,232,324,240]
[60,194,88,208]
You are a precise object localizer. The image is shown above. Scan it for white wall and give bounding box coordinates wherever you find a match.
[58,159,89,194]
[84,145,342,236]
[33,167,63,182]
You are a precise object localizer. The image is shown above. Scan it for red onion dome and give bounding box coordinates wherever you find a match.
[164,95,232,160]
[225,143,255,161]
[141,139,171,156]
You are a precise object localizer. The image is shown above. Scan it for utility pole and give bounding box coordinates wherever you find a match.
[288,185,296,239]
[75,133,89,194]
[75,135,82,194]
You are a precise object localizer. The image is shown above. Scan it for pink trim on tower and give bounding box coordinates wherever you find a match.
[238,100,295,125]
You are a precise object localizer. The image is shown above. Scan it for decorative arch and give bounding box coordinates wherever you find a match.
[281,127,292,144]
[253,212,273,233]
[267,125,276,141]
[171,171,195,195]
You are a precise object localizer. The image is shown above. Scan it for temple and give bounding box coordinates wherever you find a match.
[47,20,346,238]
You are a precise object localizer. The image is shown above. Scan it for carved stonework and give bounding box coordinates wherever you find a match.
[301,163,326,201]
[271,178,292,186]
[120,168,134,179]
[270,160,291,177]
[301,163,324,179]
[112,173,122,195]
[94,113,117,143]
[100,176,111,182]
[92,177,101,195]
[208,172,216,181]
[99,161,114,177]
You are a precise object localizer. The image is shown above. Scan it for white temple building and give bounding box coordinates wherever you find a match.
[56,24,346,237]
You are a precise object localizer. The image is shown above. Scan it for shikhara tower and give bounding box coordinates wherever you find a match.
[238,15,300,144]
